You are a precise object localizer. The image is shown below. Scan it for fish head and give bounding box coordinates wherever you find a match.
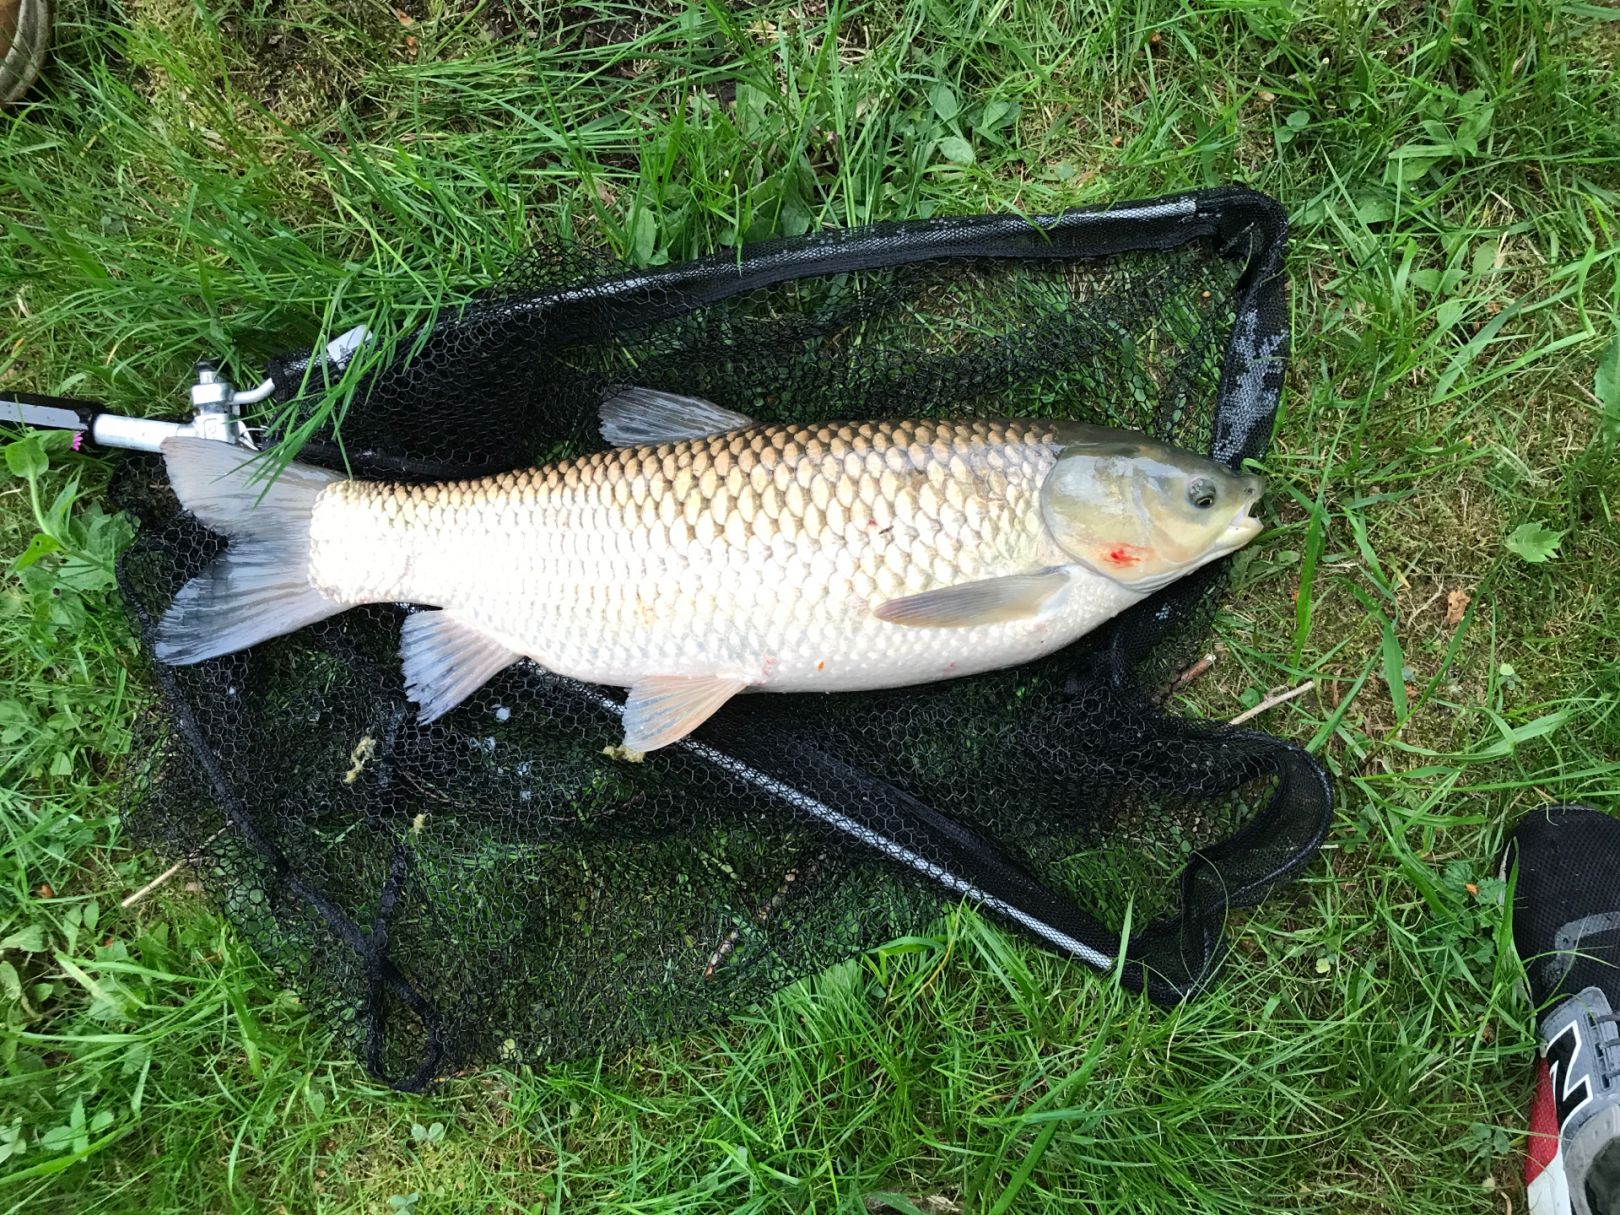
[1040,426,1264,593]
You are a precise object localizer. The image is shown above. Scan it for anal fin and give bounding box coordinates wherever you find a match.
[873,569,1072,628]
[401,610,521,723]
[621,674,747,752]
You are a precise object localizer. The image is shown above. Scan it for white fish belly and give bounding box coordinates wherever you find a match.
[448,550,1142,694]
[756,571,1144,691]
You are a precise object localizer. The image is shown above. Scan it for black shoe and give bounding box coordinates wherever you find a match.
[1504,804,1620,1215]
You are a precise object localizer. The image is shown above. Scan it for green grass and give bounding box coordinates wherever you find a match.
[4,0,1620,1210]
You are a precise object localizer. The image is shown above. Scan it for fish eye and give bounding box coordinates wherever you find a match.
[1188,478,1217,510]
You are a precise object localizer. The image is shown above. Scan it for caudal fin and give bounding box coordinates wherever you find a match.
[155,438,346,665]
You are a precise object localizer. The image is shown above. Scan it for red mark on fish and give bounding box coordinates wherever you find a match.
[1104,545,1144,567]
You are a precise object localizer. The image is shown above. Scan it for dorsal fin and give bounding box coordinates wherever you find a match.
[600,388,755,447]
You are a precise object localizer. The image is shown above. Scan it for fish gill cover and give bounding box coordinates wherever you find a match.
[114,186,1331,1090]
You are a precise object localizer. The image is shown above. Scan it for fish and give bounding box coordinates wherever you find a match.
[155,388,1265,752]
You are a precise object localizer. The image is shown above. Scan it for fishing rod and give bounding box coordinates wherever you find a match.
[0,325,377,454]
[1,363,263,452]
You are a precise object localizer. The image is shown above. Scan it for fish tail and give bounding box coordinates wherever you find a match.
[154,438,346,665]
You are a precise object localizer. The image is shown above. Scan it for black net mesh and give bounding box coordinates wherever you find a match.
[115,187,1331,1089]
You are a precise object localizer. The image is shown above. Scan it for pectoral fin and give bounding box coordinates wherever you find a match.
[401,610,521,723]
[873,570,1071,628]
[600,387,756,447]
[622,674,748,752]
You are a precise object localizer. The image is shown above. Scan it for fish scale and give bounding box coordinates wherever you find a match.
[306,418,1138,693]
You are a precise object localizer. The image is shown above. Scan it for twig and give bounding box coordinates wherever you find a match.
[1408,587,1446,623]
[401,769,453,804]
[704,850,827,981]
[1228,680,1314,726]
[1158,650,1218,701]
[120,826,228,909]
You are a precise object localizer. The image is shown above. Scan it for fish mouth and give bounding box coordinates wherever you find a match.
[1226,512,1264,545]
[1222,474,1266,546]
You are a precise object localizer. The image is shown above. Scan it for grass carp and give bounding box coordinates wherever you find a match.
[156,389,1264,752]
